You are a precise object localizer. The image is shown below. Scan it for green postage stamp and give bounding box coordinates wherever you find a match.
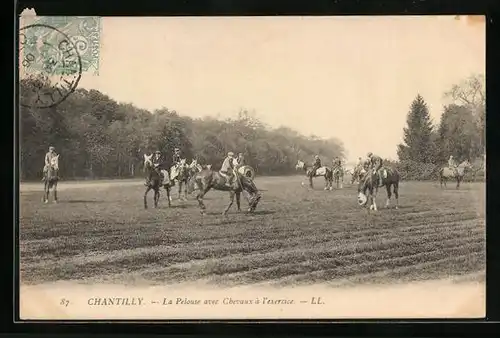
[21,16,101,75]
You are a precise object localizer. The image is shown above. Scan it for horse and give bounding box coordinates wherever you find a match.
[42,155,59,204]
[332,166,344,189]
[295,160,333,190]
[143,154,172,209]
[170,159,190,201]
[357,166,400,211]
[438,160,472,189]
[467,157,485,182]
[187,168,262,216]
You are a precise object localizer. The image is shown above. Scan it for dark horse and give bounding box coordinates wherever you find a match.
[357,166,400,211]
[187,168,262,216]
[295,160,333,190]
[143,154,172,209]
[42,154,59,203]
[438,160,471,189]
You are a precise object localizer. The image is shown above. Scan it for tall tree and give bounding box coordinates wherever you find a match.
[443,73,485,153]
[397,94,436,163]
[436,104,482,163]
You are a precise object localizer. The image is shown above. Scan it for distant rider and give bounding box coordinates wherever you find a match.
[367,152,384,187]
[145,150,164,186]
[220,152,236,187]
[448,155,457,169]
[312,155,321,175]
[42,146,58,181]
[170,148,182,181]
[332,156,342,172]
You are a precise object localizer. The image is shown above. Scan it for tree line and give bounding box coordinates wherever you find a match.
[19,78,345,180]
[395,73,485,180]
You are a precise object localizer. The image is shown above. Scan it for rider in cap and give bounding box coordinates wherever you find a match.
[172,148,181,165]
[367,152,384,187]
[42,146,57,181]
[220,151,236,187]
[448,155,457,169]
[233,152,245,169]
[312,155,321,175]
[332,156,342,170]
[145,150,164,186]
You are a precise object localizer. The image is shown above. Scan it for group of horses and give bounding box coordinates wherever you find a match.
[142,155,261,215]
[39,153,482,215]
[295,160,345,190]
[295,158,479,212]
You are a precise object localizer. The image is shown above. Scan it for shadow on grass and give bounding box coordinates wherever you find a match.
[64,200,106,204]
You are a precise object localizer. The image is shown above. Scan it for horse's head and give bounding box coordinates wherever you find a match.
[143,154,153,169]
[50,155,59,171]
[295,160,305,171]
[460,160,472,169]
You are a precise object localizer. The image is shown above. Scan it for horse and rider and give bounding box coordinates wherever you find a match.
[41,146,60,203]
[439,155,472,189]
[357,151,400,211]
[295,155,333,190]
[187,150,261,215]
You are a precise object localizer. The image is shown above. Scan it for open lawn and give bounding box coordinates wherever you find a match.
[19,175,485,288]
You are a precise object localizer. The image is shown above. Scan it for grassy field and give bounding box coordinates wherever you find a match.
[19,175,485,288]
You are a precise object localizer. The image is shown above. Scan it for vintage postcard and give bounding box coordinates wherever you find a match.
[17,13,486,320]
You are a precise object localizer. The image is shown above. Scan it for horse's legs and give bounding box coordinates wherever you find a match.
[144,186,151,209]
[385,184,391,208]
[309,176,313,189]
[154,188,159,208]
[196,186,210,215]
[324,176,328,190]
[393,182,399,209]
[456,177,460,189]
[223,191,235,216]
[340,175,343,189]
[42,182,48,203]
[164,185,171,207]
[183,180,188,200]
[236,191,241,212]
[369,188,378,211]
[53,182,58,203]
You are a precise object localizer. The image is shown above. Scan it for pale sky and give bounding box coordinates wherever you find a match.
[76,16,484,162]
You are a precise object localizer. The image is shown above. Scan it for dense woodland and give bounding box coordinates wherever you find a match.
[19,73,485,181]
[20,78,344,180]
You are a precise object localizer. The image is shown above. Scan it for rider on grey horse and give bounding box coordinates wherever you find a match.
[312,155,321,176]
[448,155,457,170]
[42,146,58,181]
[220,152,236,187]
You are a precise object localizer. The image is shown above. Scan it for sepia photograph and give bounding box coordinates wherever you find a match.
[17,13,486,320]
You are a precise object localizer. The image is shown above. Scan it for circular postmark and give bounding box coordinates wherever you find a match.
[19,24,82,109]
